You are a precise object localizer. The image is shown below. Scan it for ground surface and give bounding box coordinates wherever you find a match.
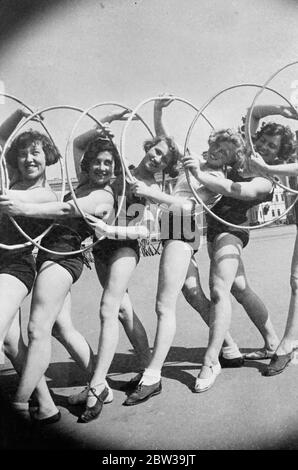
[1,225,298,450]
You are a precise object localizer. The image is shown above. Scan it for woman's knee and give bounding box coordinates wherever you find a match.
[27,318,52,343]
[155,298,175,320]
[210,282,229,304]
[99,297,119,322]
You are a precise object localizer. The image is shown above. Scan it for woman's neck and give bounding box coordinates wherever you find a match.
[134,162,156,182]
[15,174,46,190]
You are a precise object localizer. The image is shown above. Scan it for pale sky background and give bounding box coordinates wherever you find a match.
[1,0,298,178]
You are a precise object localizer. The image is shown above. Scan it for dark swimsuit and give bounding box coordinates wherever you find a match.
[0,214,50,292]
[36,192,94,283]
[206,168,273,248]
[93,177,141,266]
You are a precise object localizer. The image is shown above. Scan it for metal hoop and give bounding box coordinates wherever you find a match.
[120,95,214,184]
[247,61,298,196]
[0,104,127,255]
[64,101,148,228]
[184,83,298,230]
[0,96,66,250]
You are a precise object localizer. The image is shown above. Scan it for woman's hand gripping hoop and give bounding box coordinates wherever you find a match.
[183,83,298,230]
[0,96,66,250]
[120,95,215,247]
[0,103,123,254]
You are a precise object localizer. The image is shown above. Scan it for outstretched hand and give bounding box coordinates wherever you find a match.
[280,105,298,120]
[155,93,175,110]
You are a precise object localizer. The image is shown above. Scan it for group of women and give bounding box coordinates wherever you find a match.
[0,97,297,424]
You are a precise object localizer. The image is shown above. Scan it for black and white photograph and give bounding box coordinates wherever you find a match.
[0,0,298,455]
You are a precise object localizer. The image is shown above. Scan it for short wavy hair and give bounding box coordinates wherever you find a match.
[6,130,61,169]
[143,135,181,178]
[255,122,295,161]
[208,128,246,169]
[80,137,121,176]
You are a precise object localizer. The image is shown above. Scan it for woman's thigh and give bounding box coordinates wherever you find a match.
[157,240,193,306]
[30,261,73,327]
[0,274,28,339]
[209,233,243,290]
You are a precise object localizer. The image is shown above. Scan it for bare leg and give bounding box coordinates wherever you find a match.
[182,255,239,349]
[95,257,151,371]
[275,230,298,355]
[87,248,138,405]
[53,292,94,377]
[4,312,57,415]
[14,262,72,404]
[145,240,193,375]
[231,258,279,351]
[199,234,242,380]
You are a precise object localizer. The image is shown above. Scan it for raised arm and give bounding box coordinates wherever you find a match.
[154,96,174,137]
[245,104,298,137]
[0,109,27,145]
[72,110,129,180]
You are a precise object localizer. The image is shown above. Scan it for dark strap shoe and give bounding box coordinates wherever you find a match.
[123,380,162,406]
[262,351,294,376]
[79,385,109,423]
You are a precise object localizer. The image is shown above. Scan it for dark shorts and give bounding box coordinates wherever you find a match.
[36,227,84,284]
[93,238,140,266]
[207,224,249,248]
[0,251,36,293]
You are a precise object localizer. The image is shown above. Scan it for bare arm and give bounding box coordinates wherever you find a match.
[183,154,272,201]
[0,188,114,220]
[250,153,298,177]
[153,96,174,137]
[0,109,26,145]
[7,187,58,204]
[131,180,194,214]
[72,110,129,179]
[246,104,298,137]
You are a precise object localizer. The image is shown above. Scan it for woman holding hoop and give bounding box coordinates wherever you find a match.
[68,112,190,422]
[182,109,295,391]
[0,110,63,421]
[248,115,298,376]
[1,116,153,423]
[120,111,249,405]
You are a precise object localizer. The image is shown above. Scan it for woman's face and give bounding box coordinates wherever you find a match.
[255,133,281,163]
[88,151,115,186]
[17,141,46,181]
[206,141,237,169]
[143,141,171,174]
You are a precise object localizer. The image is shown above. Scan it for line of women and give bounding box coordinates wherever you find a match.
[0,99,297,423]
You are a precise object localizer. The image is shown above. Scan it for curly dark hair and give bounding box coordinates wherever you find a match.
[80,137,121,176]
[6,130,61,169]
[255,122,295,161]
[143,135,180,178]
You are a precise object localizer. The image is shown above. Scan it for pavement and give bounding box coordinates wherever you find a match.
[1,224,298,450]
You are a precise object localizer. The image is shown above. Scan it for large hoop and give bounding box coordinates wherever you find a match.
[0,96,66,250]
[120,95,214,184]
[247,61,298,196]
[0,104,123,255]
[64,102,148,231]
[184,83,298,230]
